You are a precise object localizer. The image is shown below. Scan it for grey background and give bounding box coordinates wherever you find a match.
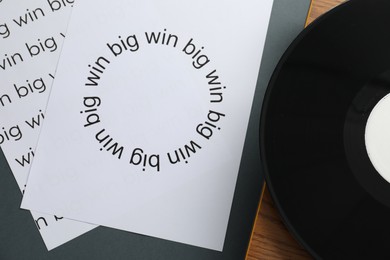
[0,1,311,259]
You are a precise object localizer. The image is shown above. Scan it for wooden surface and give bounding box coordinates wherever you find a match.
[246,0,345,259]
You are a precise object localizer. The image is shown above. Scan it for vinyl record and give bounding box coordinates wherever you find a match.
[260,0,390,259]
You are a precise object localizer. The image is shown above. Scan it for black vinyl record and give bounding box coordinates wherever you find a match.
[260,0,390,259]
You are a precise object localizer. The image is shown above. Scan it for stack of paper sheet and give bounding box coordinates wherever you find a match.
[1,0,274,252]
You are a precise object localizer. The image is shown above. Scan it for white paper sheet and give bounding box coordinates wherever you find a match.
[0,0,95,250]
[22,0,274,251]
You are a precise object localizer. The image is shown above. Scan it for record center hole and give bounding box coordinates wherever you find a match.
[365,93,390,184]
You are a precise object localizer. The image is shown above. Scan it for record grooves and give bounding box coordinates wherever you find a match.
[260,0,390,259]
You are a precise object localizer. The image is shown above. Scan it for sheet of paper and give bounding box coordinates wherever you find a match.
[0,0,95,250]
[22,0,274,251]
